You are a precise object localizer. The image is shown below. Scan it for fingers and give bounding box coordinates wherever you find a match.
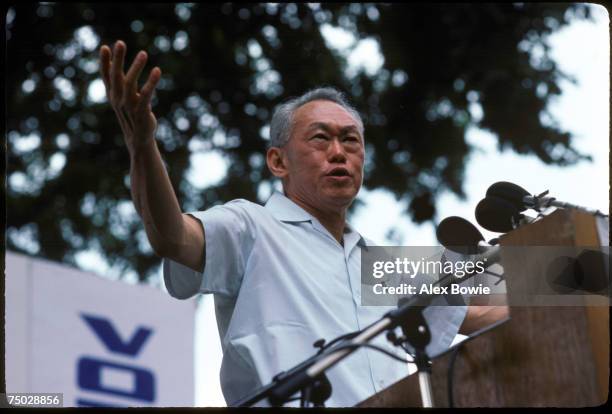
[124,51,148,97]
[101,39,160,132]
[110,40,126,102]
[136,67,161,114]
[99,45,112,91]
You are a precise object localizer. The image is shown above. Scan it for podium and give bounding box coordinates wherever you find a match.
[358,209,609,407]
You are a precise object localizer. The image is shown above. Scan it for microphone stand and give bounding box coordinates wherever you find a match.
[390,301,434,407]
[526,190,608,217]
[299,372,332,407]
[232,267,474,408]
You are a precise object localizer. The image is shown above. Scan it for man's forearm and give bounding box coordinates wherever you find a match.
[459,305,510,335]
[129,139,186,256]
[100,40,204,269]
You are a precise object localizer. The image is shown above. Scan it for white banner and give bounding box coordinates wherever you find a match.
[5,251,196,407]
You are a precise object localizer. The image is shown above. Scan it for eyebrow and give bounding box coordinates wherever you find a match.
[306,122,361,136]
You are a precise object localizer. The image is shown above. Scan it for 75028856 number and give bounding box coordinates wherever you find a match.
[2,393,63,407]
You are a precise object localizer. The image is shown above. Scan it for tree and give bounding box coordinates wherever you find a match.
[6,3,593,280]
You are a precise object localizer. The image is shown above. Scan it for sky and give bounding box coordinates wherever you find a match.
[192,4,610,406]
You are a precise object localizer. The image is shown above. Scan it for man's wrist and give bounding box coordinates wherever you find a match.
[129,136,158,162]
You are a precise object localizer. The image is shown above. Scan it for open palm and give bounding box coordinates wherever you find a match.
[99,40,161,155]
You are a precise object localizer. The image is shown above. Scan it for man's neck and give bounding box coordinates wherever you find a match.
[285,193,348,245]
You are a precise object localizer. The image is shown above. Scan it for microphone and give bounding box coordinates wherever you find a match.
[485,181,530,212]
[486,181,608,217]
[546,249,610,295]
[475,196,535,233]
[436,215,501,268]
[436,216,485,255]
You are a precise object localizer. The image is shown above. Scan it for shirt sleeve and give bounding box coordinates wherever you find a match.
[421,302,467,358]
[419,248,469,358]
[392,248,468,358]
[163,199,256,299]
[388,302,467,359]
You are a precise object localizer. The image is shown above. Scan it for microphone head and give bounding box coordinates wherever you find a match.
[486,181,530,212]
[475,195,522,233]
[436,216,485,255]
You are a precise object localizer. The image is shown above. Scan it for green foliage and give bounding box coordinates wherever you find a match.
[6,3,592,280]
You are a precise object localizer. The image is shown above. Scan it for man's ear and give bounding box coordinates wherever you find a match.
[266,147,289,178]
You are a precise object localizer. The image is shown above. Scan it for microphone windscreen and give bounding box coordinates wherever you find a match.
[486,181,530,212]
[475,196,521,232]
[436,216,484,255]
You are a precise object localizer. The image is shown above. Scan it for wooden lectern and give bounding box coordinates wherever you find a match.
[358,209,609,407]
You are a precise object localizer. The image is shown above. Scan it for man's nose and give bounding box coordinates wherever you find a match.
[328,138,347,162]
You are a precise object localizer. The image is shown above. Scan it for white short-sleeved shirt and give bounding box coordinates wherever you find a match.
[164,191,467,407]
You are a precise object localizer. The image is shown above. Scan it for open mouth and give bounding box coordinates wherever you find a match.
[326,168,351,177]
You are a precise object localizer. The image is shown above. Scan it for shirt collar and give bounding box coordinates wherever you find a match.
[265,191,367,247]
[265,191,312,223]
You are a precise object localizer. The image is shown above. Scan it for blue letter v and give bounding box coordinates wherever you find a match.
[81,313,153,357]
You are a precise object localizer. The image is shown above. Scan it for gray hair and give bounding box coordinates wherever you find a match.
[268,87,364,148]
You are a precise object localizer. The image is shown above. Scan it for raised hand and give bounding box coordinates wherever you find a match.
[99,40,162,155]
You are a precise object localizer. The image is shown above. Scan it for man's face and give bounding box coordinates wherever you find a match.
[277,99,365,211]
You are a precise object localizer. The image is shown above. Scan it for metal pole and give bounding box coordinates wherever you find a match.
[418,371,434,408]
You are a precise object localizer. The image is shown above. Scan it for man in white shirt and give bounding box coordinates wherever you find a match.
[99,40,507,407]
